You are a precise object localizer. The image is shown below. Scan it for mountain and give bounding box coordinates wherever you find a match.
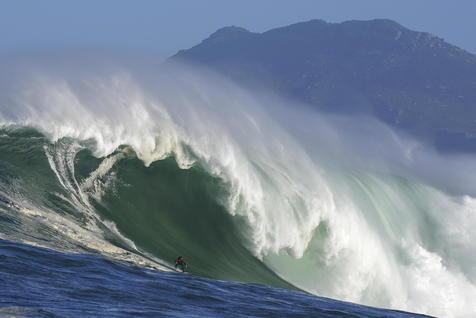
[171,19,476,152]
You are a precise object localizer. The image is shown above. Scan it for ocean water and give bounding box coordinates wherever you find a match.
[0,239,432,318]
[0,63,474,317]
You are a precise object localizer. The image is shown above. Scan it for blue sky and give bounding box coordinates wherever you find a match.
[1,0,475,57]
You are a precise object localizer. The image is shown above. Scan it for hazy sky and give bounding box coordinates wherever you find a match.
[1,0,475,58]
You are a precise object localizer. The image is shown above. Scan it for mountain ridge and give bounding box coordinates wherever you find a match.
[172,19,476,152]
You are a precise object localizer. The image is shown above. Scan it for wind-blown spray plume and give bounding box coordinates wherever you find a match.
[0,61,474,318]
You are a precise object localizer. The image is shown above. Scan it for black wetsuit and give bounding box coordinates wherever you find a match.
[175,257,187,272]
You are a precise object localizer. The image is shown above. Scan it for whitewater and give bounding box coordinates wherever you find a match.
[0,60,475,318]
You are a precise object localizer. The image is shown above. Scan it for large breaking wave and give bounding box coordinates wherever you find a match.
[0,60,475,317]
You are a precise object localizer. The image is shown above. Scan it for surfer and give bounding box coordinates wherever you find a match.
[175,256,187,272]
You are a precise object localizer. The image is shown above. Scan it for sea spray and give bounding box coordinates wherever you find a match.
[0,62,474,317]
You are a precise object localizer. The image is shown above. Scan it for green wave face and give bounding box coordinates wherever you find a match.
[0,128,87,252]
[0,128,291,288]
[83,153,290,286]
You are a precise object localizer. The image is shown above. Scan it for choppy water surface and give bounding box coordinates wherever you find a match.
[0,240,432,318]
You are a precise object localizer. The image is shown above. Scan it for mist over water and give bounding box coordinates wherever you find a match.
[0,58,475,318]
